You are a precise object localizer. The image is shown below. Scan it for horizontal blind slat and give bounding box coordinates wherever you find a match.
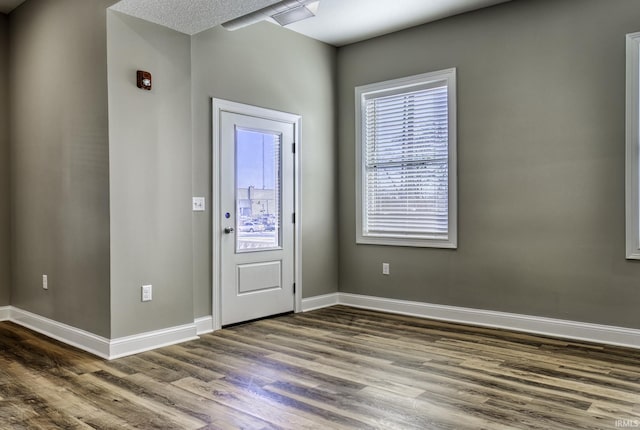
[364,83,450,237]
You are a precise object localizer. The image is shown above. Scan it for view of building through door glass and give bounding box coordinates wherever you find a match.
[235,127,281,252]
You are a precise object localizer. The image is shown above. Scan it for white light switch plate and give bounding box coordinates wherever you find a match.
[382,263,390,275]
[192,197,205,212]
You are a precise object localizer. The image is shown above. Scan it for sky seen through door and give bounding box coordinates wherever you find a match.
[236,128,278,190]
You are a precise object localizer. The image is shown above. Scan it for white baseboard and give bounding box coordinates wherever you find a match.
[4,307,200,360]
[195,316,214,335]
[302,292,640,350]
[9,291,640,360]
[301,293,339,311]
[10,307,111,359]
[109,324,198,360]
[0,306,10,321]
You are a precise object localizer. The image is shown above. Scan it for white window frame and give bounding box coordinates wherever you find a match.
[355,68,457,248]
[626,33,640,259]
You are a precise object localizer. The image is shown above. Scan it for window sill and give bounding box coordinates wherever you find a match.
[356,235,457,249]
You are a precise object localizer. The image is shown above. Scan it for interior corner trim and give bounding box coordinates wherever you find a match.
[0,306,12,322]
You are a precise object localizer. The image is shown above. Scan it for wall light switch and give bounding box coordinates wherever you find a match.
[42,274,48,290]
[382,263,390,275]
[192,197,205,212]
[142,284,152,302]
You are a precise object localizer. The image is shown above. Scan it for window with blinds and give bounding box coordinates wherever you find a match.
[355,69,457,248]
[625,32,640,259]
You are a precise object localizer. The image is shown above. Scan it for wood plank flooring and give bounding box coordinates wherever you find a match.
[1,305,640,429]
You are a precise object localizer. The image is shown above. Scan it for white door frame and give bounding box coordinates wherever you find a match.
[211,98,302,330]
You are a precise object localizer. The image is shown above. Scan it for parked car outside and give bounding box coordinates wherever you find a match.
[238,222,265,232]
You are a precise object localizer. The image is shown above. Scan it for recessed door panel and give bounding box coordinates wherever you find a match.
[237,261,282,294]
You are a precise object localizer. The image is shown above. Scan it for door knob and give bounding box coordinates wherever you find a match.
[224,227,235,234]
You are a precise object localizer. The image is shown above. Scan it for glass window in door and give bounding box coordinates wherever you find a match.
[235,127,282,252]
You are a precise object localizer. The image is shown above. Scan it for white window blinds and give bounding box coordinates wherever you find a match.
[626,32,640,259]
[356,69,457,248]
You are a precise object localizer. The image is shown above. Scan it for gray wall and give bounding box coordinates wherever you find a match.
[107,11,193,337]
[0,13,9,306]
[191,23,338,318]
[16,0,635,342]
[9,0,114,337]
[338,0,640,329]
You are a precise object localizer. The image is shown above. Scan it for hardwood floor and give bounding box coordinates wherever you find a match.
[1,305,640,429]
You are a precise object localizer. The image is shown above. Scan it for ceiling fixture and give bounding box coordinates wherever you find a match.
[222,0,320,31]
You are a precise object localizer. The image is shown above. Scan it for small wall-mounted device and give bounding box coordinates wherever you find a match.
[142,284,152,302]
[192,197,206,212]
[136,70,152,90]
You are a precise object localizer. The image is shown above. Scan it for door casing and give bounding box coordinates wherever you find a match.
[211,98,302,330]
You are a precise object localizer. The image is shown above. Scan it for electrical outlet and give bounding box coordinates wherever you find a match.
[382,263,390,275]
[42,274,48,290]
[142,284,152,302]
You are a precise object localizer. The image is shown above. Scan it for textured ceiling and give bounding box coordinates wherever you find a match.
[3,0,513,46]
[110,0,512,46]
[0,0,25,14]
[110,0,282,35]
[287,0,512,46]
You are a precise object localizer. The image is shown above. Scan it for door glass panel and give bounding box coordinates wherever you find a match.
[235,127,281,252]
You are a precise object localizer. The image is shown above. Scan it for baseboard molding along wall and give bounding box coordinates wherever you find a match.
[11,307,111,359]
[0,306,12,321]
[195,316,214,335]
[108,324,198,360]
[301,292,640,350]
[8,292,640,360]
[300,293,340,312]
[3,307,199,360]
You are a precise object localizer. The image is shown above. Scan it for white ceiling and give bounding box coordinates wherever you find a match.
[2,0,512,47]
[111,0,283,36]
[288,0,511,46]
[111,0,511,46]
[0,0,25,14]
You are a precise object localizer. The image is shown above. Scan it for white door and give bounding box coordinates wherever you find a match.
[220,110,295,326]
